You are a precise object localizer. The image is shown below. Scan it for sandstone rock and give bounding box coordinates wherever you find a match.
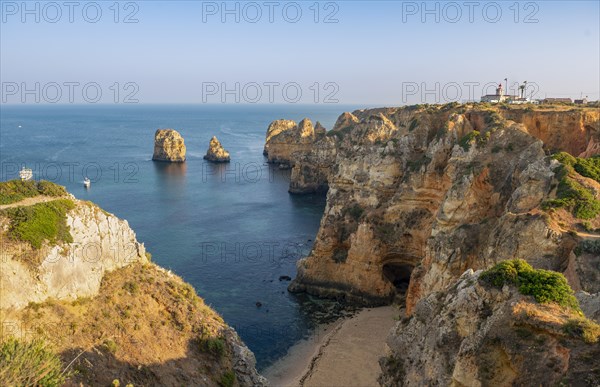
[577,291,600,322]
[0,199,147,309]
[152,129,186,162]
[298,118,315,138]
[263,119,297,157]
[314,121,327,137]
[279,105,600,308]
[263,118,321,168]
[224,327,269,386]
[380,269,600,386]
[204,136,231,163]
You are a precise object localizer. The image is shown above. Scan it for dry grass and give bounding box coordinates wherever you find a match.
[11,262,234,386]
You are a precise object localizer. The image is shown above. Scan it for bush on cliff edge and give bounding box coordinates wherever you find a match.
[542,155,600,220]
[1,199,75,249]
[0,337,70,386]
[480,259,581,312]
[0,180,67,205]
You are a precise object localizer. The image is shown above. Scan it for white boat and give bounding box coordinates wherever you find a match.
[19,167,33,181]
[83,178,91,188]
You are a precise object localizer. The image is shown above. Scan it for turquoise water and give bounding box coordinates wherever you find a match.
[0,104,360,369]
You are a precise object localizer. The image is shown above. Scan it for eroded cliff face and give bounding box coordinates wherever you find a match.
[274,104,599,309]
[152,128,187,162]
[502,107,600,157]
[0,198,147,309]
[263,118,326,170]
[379,269,600,386]
[0,194,266,386]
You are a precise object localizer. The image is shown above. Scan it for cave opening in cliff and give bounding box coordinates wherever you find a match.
[382,263,413,296]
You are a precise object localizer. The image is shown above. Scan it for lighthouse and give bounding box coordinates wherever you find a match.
[496,83,504,97]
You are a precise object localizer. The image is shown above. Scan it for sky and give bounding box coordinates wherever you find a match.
[1,0,599,105]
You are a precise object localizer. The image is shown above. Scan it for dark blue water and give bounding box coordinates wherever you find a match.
[0,104,361,369]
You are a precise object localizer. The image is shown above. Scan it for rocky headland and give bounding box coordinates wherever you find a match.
[204,136,231,163]
[0,181,265,386]
[263,118,327,173]
[152,129,187,162]
[263,103,600,385]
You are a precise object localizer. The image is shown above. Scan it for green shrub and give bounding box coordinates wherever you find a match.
[0,336,70,387]
[408,118,419,132]
[37,181,67,197]
[1,199,75,249]
[218,370,236,387]
[554,152,600,183]
[0,180,39,204]
[407,156,431,172]
[575,240,600,256]
[122,281,139,294]
[200,337,226,358]
[480,259,581,312]
[326,125,353,140]
[0,180,66,205]
[582,221,594,232]
[102,339,118,354]
[542,164,600,220]
[345,204,364,221]
[562,318,600,343]
[459,131,480,151]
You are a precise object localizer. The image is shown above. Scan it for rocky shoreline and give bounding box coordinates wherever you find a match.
[262,103,600,385]
[0,187,266,386]
[2,103,598,386]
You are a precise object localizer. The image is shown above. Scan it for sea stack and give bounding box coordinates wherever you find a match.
[204,136,231,163]
[152,129,186,162]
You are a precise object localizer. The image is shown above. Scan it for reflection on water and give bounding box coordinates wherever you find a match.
[153,160,187,178]
[153,161,187,198]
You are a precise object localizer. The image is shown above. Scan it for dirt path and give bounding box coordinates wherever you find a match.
[0,195,64,210]
[576,231,600,239]
[264,306,399,387]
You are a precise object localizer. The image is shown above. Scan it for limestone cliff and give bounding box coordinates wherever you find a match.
[379,268,600,386]
[263,118,325,170]
[204,136,231,163]
[0,187,266,386]
[0,197,147,309]
[271,104,600,309]
[152,129,186,162]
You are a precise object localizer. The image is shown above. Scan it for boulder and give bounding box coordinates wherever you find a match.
[204,136,231,163]
[152,129,186,162]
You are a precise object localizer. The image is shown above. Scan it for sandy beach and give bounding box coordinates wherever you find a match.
[263,306,399,387]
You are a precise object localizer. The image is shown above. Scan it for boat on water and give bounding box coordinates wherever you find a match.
[84,177,91,188]
[19,167,33,181]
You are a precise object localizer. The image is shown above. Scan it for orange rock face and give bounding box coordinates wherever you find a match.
[275,104,599,310]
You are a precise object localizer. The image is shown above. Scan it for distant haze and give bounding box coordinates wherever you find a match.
[1,1,598,105]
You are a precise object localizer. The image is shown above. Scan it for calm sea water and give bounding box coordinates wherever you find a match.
[0,104,362,369]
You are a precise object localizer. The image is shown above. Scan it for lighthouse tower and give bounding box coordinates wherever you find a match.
[496,83,504,97]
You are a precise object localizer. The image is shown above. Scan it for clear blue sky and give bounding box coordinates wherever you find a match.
[1,0,599,104]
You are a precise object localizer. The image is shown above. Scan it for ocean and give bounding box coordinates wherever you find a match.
[0,103,362,369]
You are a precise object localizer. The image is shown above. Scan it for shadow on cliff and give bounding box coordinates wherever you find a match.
[61,337,229,387]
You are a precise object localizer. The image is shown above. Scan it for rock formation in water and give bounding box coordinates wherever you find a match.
[0,182,266,386]
[152,129,186,162]
[204,136,231,163]
[263,118,326,170]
